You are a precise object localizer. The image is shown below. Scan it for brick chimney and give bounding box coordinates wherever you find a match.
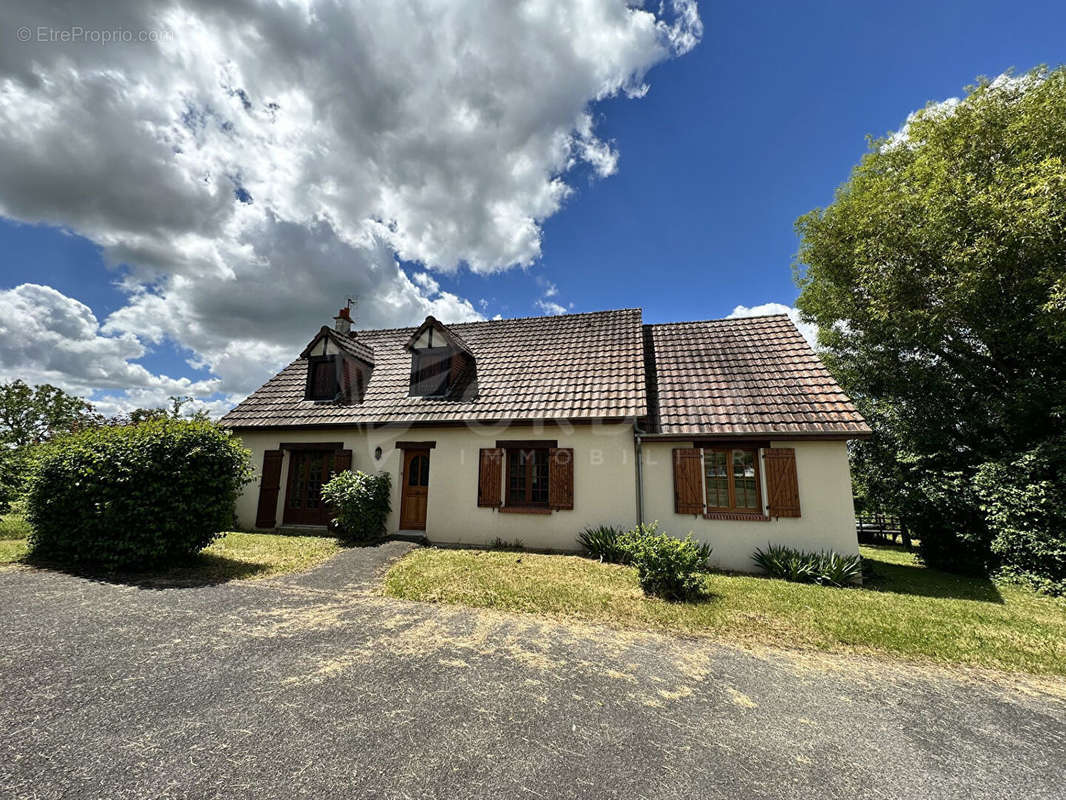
[333,306,352,335]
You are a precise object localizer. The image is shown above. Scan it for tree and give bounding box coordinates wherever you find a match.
[0,380,96,448]
[795,67,1066,585]
[0,380,97,512]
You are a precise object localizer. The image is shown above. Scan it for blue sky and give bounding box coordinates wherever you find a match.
[0,0,1062,414]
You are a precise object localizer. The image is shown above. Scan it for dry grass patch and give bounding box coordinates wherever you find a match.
[383,544,1066,677]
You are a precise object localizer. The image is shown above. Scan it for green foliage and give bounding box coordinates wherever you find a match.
[752,544,863,587]
[24,419,252,570]
[577,524,630,564]
[0,512,31,541]
[618,522,711,601]
[320,469,391,543]
[911,470,993,575]
[0,379,96,449]
[0,446,28,514]
[975,438,1066,595]
[795,67,1066,582]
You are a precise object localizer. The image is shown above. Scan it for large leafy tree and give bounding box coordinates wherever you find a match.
[0,380,97,511]
[795,67,1066,586]
[0,380,96,448]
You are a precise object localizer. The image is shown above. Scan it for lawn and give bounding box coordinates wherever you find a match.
[0,514,343,584]
[384,544,1066,676]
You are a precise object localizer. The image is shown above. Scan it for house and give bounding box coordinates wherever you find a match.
[220,306,871,571]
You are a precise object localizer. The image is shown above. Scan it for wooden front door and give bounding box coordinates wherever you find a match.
[399,448,430,530]
[283,449,333,525]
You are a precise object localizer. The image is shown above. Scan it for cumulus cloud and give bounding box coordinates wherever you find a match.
[0,283,219,400]
[0,0,702,408]
[727,302,819,349]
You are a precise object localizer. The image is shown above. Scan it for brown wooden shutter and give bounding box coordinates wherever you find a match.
[764,448,801,517]
[673,448,704,515]
[477,448,503,507]
[548,447,574,510]
[255,449,284,528]
[333,449,352,474]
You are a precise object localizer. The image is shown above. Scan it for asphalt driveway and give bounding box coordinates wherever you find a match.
[1,543,1063,800]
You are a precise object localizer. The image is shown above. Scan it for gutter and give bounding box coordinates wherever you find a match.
[633,421,645,526]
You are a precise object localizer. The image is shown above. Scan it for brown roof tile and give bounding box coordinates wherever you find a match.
[644,314,870,437]
[221,308,647,428]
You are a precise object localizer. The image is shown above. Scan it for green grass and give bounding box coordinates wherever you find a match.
[384,543,1066,676]
[0,516,343,584]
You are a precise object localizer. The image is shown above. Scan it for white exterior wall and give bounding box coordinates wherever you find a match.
[233,422,637,551]
[640,439,859,572]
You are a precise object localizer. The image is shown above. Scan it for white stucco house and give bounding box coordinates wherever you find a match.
[220,306,871,572]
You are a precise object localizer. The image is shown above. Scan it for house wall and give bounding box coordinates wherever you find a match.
[640,439,859,572]
[233,421,637,551]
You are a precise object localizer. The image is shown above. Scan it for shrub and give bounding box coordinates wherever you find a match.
[975,439,1066,596]
[578,524,629,564]
[751,544,863,587]
[909,469,994,576]
[620,522,711,601]
[321,469,391,543]
[25,419,252,570]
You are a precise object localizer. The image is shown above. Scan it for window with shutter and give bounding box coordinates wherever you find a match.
[477,448,503,507]
[764,448,801,517]
[548,448,574,510]
[673,448,704,515]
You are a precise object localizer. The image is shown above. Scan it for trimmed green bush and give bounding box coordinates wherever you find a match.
[321,469,391,543]
[577,524,630,564]
[25,419,252,570]
[752,544,863,587]
[618,522,711,601]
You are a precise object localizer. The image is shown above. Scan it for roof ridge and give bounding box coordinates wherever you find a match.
[645,313,793,329]
[355,307,643,336]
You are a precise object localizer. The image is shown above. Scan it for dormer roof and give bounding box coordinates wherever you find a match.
[403,315,473,355]
[300,326,375,366]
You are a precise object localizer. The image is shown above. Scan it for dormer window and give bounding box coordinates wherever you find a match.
[300,312,375,405]
[307,356,339,401]
[410,349,453,397]
[404,315,476,399]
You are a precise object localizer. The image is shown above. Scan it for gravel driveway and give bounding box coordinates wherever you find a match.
[1,543,1063,800]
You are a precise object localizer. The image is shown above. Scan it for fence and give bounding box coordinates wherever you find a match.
[856,514,912,548]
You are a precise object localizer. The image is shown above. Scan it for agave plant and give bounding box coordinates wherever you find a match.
[752,544,862,587]
[578,524,629,564]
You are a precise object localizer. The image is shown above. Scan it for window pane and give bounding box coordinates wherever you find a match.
[307,452,324,508]
[508,449,526,505]
[312,360,334,398]
[704,450,729,508]
[531,450,549,503]
[732,450,758,510]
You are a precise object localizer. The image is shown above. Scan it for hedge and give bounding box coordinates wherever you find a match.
[25,419,252,570]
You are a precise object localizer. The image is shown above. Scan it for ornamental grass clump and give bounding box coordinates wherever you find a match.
[25,419,252,571]
[321,469,391,543]
[751,544,862,587]
[577,524,630,564]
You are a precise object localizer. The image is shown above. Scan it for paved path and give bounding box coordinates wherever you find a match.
[1,544,1063,800]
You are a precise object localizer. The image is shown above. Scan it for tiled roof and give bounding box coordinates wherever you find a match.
[220,308,648,428]
[643,314,870,437]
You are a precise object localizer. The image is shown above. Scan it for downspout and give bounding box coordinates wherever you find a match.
[633,421,645,526]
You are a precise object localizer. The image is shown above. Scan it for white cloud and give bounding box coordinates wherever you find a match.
[536,299,569,316]
[0,283,219,401]
[0,0,702,407]
[727,302,819,349]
